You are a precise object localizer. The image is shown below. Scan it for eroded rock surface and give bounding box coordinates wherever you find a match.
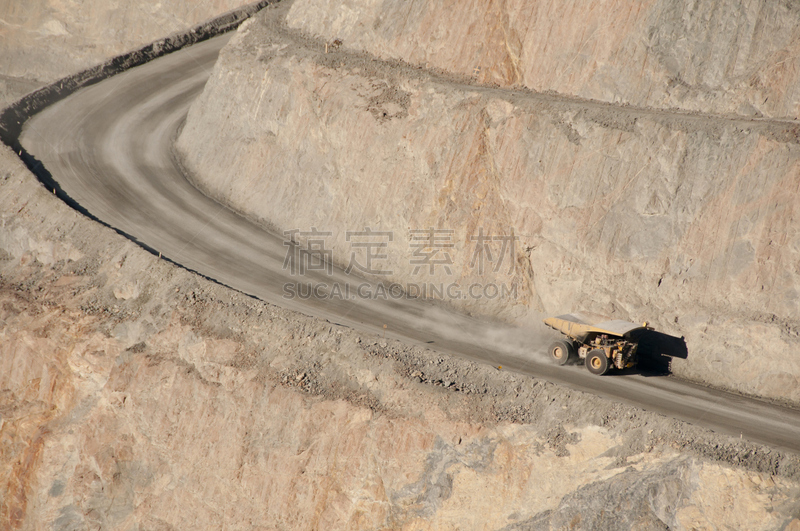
[2,142,800,529]
[5,0,800,528]
[177,4,800,403]
[287,0,800,119]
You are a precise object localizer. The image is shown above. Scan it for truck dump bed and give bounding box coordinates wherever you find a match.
[544,313,645,343]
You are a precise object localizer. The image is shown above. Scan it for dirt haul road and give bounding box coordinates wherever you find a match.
[18,33,800,454]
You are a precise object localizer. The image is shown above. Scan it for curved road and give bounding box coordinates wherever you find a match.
[19,35,800,453]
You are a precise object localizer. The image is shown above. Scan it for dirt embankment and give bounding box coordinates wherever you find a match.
[2,142,800,529]
[177,3,800,404]
[0,0,261,108]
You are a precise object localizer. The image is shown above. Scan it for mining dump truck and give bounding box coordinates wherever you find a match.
[544,313,651,375]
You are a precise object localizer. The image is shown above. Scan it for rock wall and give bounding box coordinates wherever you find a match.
[2,142,800,529]
[287,0,800,120]
[7,0,800,528]
[177,5,800,403]
[0,0,259,107]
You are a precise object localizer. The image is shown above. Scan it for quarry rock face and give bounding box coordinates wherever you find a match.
[2,143,799,530]
[5,0,800,528]
[0,0,257,107]
[287,0,800,120]
[177,5,800,404]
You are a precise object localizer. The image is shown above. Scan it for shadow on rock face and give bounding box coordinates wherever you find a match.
[635,330,689,376]
[500,459,688,530]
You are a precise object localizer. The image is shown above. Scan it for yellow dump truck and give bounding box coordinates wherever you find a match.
[544,313,651,375]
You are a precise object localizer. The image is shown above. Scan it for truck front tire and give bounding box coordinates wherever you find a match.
[585,349,610,375]
[549,340,575,366]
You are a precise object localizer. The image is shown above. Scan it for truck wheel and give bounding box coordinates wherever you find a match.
[585,349,610,375]
[549,340,575,366]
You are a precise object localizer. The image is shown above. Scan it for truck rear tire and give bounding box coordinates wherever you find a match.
[549,340,575,366]
[585,349,610,375]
